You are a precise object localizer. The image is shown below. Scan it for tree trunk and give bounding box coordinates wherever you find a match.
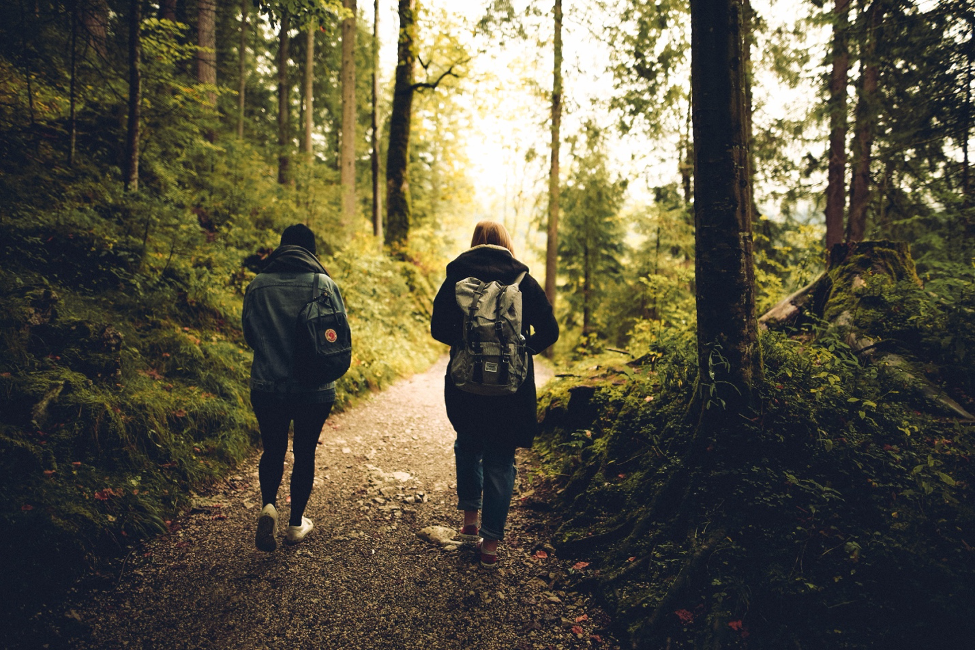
[68,0,78,166]
[825,0,851,252]
[303,23,315,158]
[582,238,591,336]
[81,0,108,61]
[371,0,382,240]
[159,0,176,22]
[124,0,141,192]
[846,0,882,243]
[690,0,760,419]
[197,0,216,106]
[277,12,291,185]
[341,0,358,225]
[544,0,563,311]
[237,0,248,139]
[385,0,416,249]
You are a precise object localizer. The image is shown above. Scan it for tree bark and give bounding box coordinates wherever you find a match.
[159,0,177,22]
[544,0,563,312]
[277,12,292,185]
[81,0,108,61]
[371,0,382,239]
[690,0,761,419]
[825,0,851,252]
[124,0,141,192]
[341,0,358,225]
[197,0,217,106]
[237,0,248,139]
[303,23,315,158]
[385,0,416,249]
[68,0,78,166]
[846,0,882,243]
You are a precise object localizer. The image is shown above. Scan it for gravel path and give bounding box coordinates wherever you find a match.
[54,357,619,650]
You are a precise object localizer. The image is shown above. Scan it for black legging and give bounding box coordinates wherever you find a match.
[252,400,333,526]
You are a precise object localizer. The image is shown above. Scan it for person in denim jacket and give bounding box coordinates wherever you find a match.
[242,224,342,552]
[431,221,559,568]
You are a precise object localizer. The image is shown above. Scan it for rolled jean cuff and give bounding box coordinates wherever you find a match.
[478,525,503,541]
[457,499,481,511]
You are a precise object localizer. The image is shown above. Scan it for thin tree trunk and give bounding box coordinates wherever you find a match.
[371,0,382,239]
[544,0,563,310]
[825,0,850,251]
[237,0,248,139]
[197,0,217,106]
[68,0,78,166]
[680,103,692,205]
[124,0,141,192]
[384,0,416,249]
[582,238,591,336]
[278,12,292,185]
[847,0,882,243]
[341,0,358,225]
[303,23,315,158]
[81,0,108,61]
[690,0,760,419]
[159,0,176,21]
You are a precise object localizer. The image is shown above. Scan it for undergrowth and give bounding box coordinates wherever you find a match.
[0,162,440,617]
[536,314,973,648]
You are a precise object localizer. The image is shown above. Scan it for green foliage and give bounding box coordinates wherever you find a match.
[535,324,973,648]
[557,122,628,346]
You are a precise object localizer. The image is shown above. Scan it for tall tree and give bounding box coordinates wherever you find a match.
[371,0,382,239]
[123,0,141,192]
[558,124,626,339]
[690,0,760,419]
[846,0,882,243]
[340,0,357,224]
[237,0,248,139]
[544,0,562,311]
[81,0,108,60]
[197,0,217,106]
[302,22,315,158]
[385,0,416,248]
[277,11,291,184]
[824,0,851,251]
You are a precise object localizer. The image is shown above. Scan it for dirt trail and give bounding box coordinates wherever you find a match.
[53,357,618,650]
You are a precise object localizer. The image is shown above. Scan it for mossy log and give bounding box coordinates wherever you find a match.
[760,241,973,420]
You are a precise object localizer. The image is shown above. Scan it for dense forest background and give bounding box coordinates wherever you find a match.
[0,0,973,647]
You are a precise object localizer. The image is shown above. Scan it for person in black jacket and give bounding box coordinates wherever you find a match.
[242,224,343,552]
[431,221,559,568]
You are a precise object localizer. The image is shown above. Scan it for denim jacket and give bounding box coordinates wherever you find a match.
[243,262,343,404]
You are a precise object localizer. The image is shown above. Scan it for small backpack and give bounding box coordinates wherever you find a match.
[449,271,528,395]
[291,273,352,384]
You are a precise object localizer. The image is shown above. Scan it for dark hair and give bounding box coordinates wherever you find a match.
[280,224,317,255]
[470,221,514,254]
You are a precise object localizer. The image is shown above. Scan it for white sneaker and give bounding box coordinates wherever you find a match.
[255,504,278,552]
[285,517,314,545]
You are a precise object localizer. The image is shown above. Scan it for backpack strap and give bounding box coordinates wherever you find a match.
[467,282,486,384]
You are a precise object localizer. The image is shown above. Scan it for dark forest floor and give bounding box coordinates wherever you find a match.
[9,357,619,650]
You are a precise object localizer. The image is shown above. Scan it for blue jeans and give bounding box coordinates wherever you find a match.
[454,438,516,541]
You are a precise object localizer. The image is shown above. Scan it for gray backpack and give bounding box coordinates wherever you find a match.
[449,271,528,395]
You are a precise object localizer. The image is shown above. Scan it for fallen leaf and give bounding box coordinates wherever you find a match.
[21,504,33,511]
[575,614,589,623]
[43,470,56,477]
[627,556,636,562]
[644,395,654,402]
[534,550,548,559]
[571,625,584,635]
[174,409,187,418]
[572,561,590,570]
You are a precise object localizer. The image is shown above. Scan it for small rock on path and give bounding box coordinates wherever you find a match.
[58,357,618,649]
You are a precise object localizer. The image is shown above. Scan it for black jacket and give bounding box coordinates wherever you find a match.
[431,245,559,448]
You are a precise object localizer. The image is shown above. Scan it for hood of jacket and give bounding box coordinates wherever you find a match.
[445,245,529,284]
[261,245,329,276]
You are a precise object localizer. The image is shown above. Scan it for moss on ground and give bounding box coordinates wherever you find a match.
[535,323,973,649]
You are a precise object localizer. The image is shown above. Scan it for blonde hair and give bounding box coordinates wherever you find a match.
[470,221,514,254]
